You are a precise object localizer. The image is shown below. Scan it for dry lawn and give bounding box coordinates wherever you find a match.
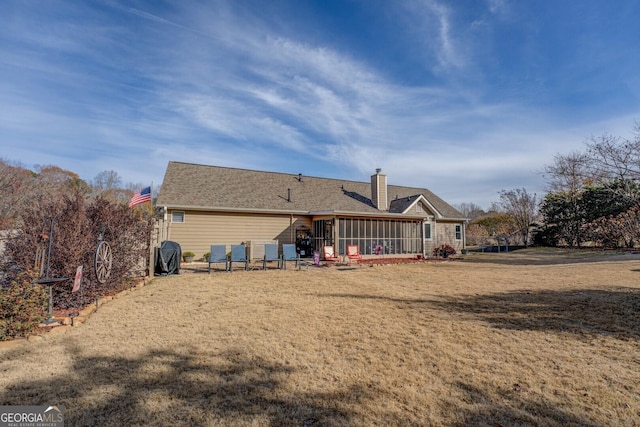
[1,248,640,426]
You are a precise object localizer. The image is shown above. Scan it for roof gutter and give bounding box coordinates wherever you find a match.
[310,210,425,219]
[158,204,467,221]
[157,205,309,215]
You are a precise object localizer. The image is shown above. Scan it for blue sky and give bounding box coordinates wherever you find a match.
[2,0,639,208]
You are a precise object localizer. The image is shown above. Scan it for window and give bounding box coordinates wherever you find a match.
[336,218,422,255]
[455,224,462,240]
[171,211,185,223]
[424,223,432,240]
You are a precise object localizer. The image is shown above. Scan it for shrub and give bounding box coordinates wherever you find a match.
[0,272,48,341]
[2,192,153,309]
[432,244,457,258]
[183,251,195,258]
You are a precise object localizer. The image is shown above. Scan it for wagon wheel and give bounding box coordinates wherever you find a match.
[94,241,113,284]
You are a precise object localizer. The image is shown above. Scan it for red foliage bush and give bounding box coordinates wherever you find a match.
[432,244,457,258]
[2,192,153,309]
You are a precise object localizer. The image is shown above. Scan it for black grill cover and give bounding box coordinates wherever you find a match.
[155,241,181,275]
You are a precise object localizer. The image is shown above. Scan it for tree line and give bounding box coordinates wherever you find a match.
[0,161,151,229]
[1,159,154,339]
[458,123,640,249]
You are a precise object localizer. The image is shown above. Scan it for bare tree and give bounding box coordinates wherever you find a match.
[488,202,503,214]
[33,164,89,202]
[543,151,593,194]
[93,170,131,202]
[499,188,537,247]
[0,159,37,229]
[540,123,640,248]
[465,223,490,246]
[586,125,640,181]
[453,202,486,220]
[542,151,593,247]
[1,161,91,229]
[473,213,517,249]
[93,170,123,192]
[585,124,640,203]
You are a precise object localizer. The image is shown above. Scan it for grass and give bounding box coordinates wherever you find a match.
[1,248,639,426]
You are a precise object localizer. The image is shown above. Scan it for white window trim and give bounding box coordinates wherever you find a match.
[424,222,433,240]
[455,224,462,240]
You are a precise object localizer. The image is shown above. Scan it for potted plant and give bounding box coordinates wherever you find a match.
[183,251,196,263]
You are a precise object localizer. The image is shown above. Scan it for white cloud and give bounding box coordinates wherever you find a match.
[397,0,469,72]
[1,0,638,208]
[487,0,509,17]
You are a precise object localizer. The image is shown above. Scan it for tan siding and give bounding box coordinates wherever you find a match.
[166,210,311,259]
[423,240,437,256]
[434,221,464,253]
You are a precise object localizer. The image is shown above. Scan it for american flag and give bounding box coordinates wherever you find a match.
[129,186,151,207]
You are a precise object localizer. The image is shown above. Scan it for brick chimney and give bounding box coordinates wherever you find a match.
[371,168,387,210]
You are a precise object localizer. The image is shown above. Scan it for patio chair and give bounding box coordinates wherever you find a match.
[346,244,363,264]
[323,245,340,263]
[229,244,249,272]
[208,245,228,273]
[263,243,281,270]
[281,243,300,270]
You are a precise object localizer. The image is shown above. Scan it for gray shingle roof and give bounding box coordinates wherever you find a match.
[389,195,421,214]
[156,161,465,220]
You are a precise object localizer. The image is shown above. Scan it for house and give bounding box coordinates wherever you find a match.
[155,162,467,260]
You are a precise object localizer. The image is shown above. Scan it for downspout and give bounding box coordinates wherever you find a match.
[433,220,437,249]
[163,207,168,242]
[290,214,293,244]
[333,217,338,249]
[463,221,467,250]
[164,207,172,242]
[421,219,426,258]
